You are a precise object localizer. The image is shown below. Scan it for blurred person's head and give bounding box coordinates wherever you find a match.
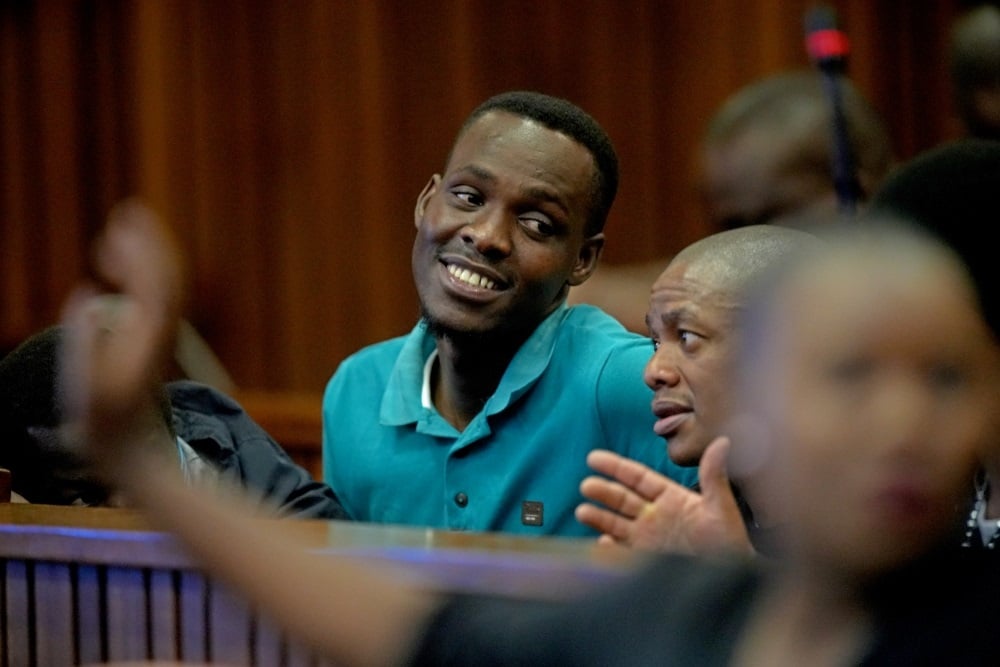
[644,224,819,466]
[700,70,893,232]
[871,139,1000,337]
[950,4,1000,141]
[0,325,174,506]
[731,222,999,580]
[871,139,1000,485]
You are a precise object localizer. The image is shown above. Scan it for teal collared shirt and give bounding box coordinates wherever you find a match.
[323,304,697,536]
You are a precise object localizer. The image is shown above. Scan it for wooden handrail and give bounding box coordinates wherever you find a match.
[1,505,640,664]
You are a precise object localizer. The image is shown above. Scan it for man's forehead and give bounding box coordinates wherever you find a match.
[769,249,973,343]
[455,112,569,153]
[648,278,741,331]
[446,112,597,218]
[456,112,594,167]
[655,256,744,301]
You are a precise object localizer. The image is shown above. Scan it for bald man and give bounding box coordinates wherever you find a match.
[569,69,893,333]
[575,224,820,555]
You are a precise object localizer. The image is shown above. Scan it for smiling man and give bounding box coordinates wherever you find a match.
[321,91,696,536]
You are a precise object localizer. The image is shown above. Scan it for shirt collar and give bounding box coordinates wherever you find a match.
[381,304,569,427]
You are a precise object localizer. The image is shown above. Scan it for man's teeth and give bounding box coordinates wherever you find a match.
[447,264,497,290]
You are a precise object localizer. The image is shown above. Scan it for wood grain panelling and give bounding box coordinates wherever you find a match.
[1,0,965,393]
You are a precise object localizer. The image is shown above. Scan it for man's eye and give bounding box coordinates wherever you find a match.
[520,216,556,237]
[678,330,703,351]
[828,357,873,384]
[651,338,661,352]
[453,190,483,206]
[928,363,968,392]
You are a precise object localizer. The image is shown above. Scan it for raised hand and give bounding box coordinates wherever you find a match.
[59,199,184,475]
[575,437,754,556]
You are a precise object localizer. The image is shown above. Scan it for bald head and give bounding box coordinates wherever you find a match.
[667,224,820,300]
[645,225,819,466]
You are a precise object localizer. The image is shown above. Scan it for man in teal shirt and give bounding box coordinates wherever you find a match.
[323,91,696,536]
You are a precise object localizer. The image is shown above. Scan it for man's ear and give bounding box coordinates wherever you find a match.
[414,175,442,228]
[567,233,605,286]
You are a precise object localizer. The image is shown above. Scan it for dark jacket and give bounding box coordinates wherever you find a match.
[168,380,346,520]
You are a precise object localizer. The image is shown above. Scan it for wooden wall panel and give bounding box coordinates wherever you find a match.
[0,0,965,395]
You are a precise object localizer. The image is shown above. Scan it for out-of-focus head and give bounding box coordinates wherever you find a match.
[412,91,613,342]
[950,4,1000,141]
[871,138,1000,338]
[700,70,893,232]
[0,325,173,506]
[644,224,819,466]
[731,222,999,580]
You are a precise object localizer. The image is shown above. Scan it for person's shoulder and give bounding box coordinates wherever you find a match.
[324,331,416,398]
[561,304,648,346]
[167,379,240,415]
[551,305,651,386]
[337,332,412,367]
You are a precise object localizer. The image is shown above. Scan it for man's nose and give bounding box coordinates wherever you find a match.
[644,347,681,390]
[460,208,512,259]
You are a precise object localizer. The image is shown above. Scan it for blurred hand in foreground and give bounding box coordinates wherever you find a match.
[59,199,185,475]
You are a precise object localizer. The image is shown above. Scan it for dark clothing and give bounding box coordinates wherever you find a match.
[694,481,782,556]
[862,547,1000,665]
[168,381,346,520]
[411,555,759,667]
[410,549,1000,666]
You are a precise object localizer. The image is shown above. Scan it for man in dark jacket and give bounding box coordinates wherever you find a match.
[0,325,345,519]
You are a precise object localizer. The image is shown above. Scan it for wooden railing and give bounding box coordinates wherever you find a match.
[1,505,637,666]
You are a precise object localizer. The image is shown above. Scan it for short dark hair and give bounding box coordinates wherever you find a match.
[0,325,174,504]
[457,90,619,237]
[704,70,894,201]
[871,139,1000,336]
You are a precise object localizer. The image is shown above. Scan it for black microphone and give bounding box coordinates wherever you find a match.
[805,5,860,215]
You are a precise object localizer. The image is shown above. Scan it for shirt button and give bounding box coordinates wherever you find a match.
[454,492,468,508]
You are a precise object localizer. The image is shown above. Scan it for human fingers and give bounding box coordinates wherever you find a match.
[575,502,635,542]
[58,286,102,428]
[59,289,150,428]
[97,201,178,285]
[586,449,671,500]
[580,475,650,517]
[58,203,184,473]
[95,200,184,336]
[697,437,755,555]
[596,533,619,548]
[96,202,184,382]
[697,437,732,502]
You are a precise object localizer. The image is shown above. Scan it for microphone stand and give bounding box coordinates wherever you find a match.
[806,5,861,216]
